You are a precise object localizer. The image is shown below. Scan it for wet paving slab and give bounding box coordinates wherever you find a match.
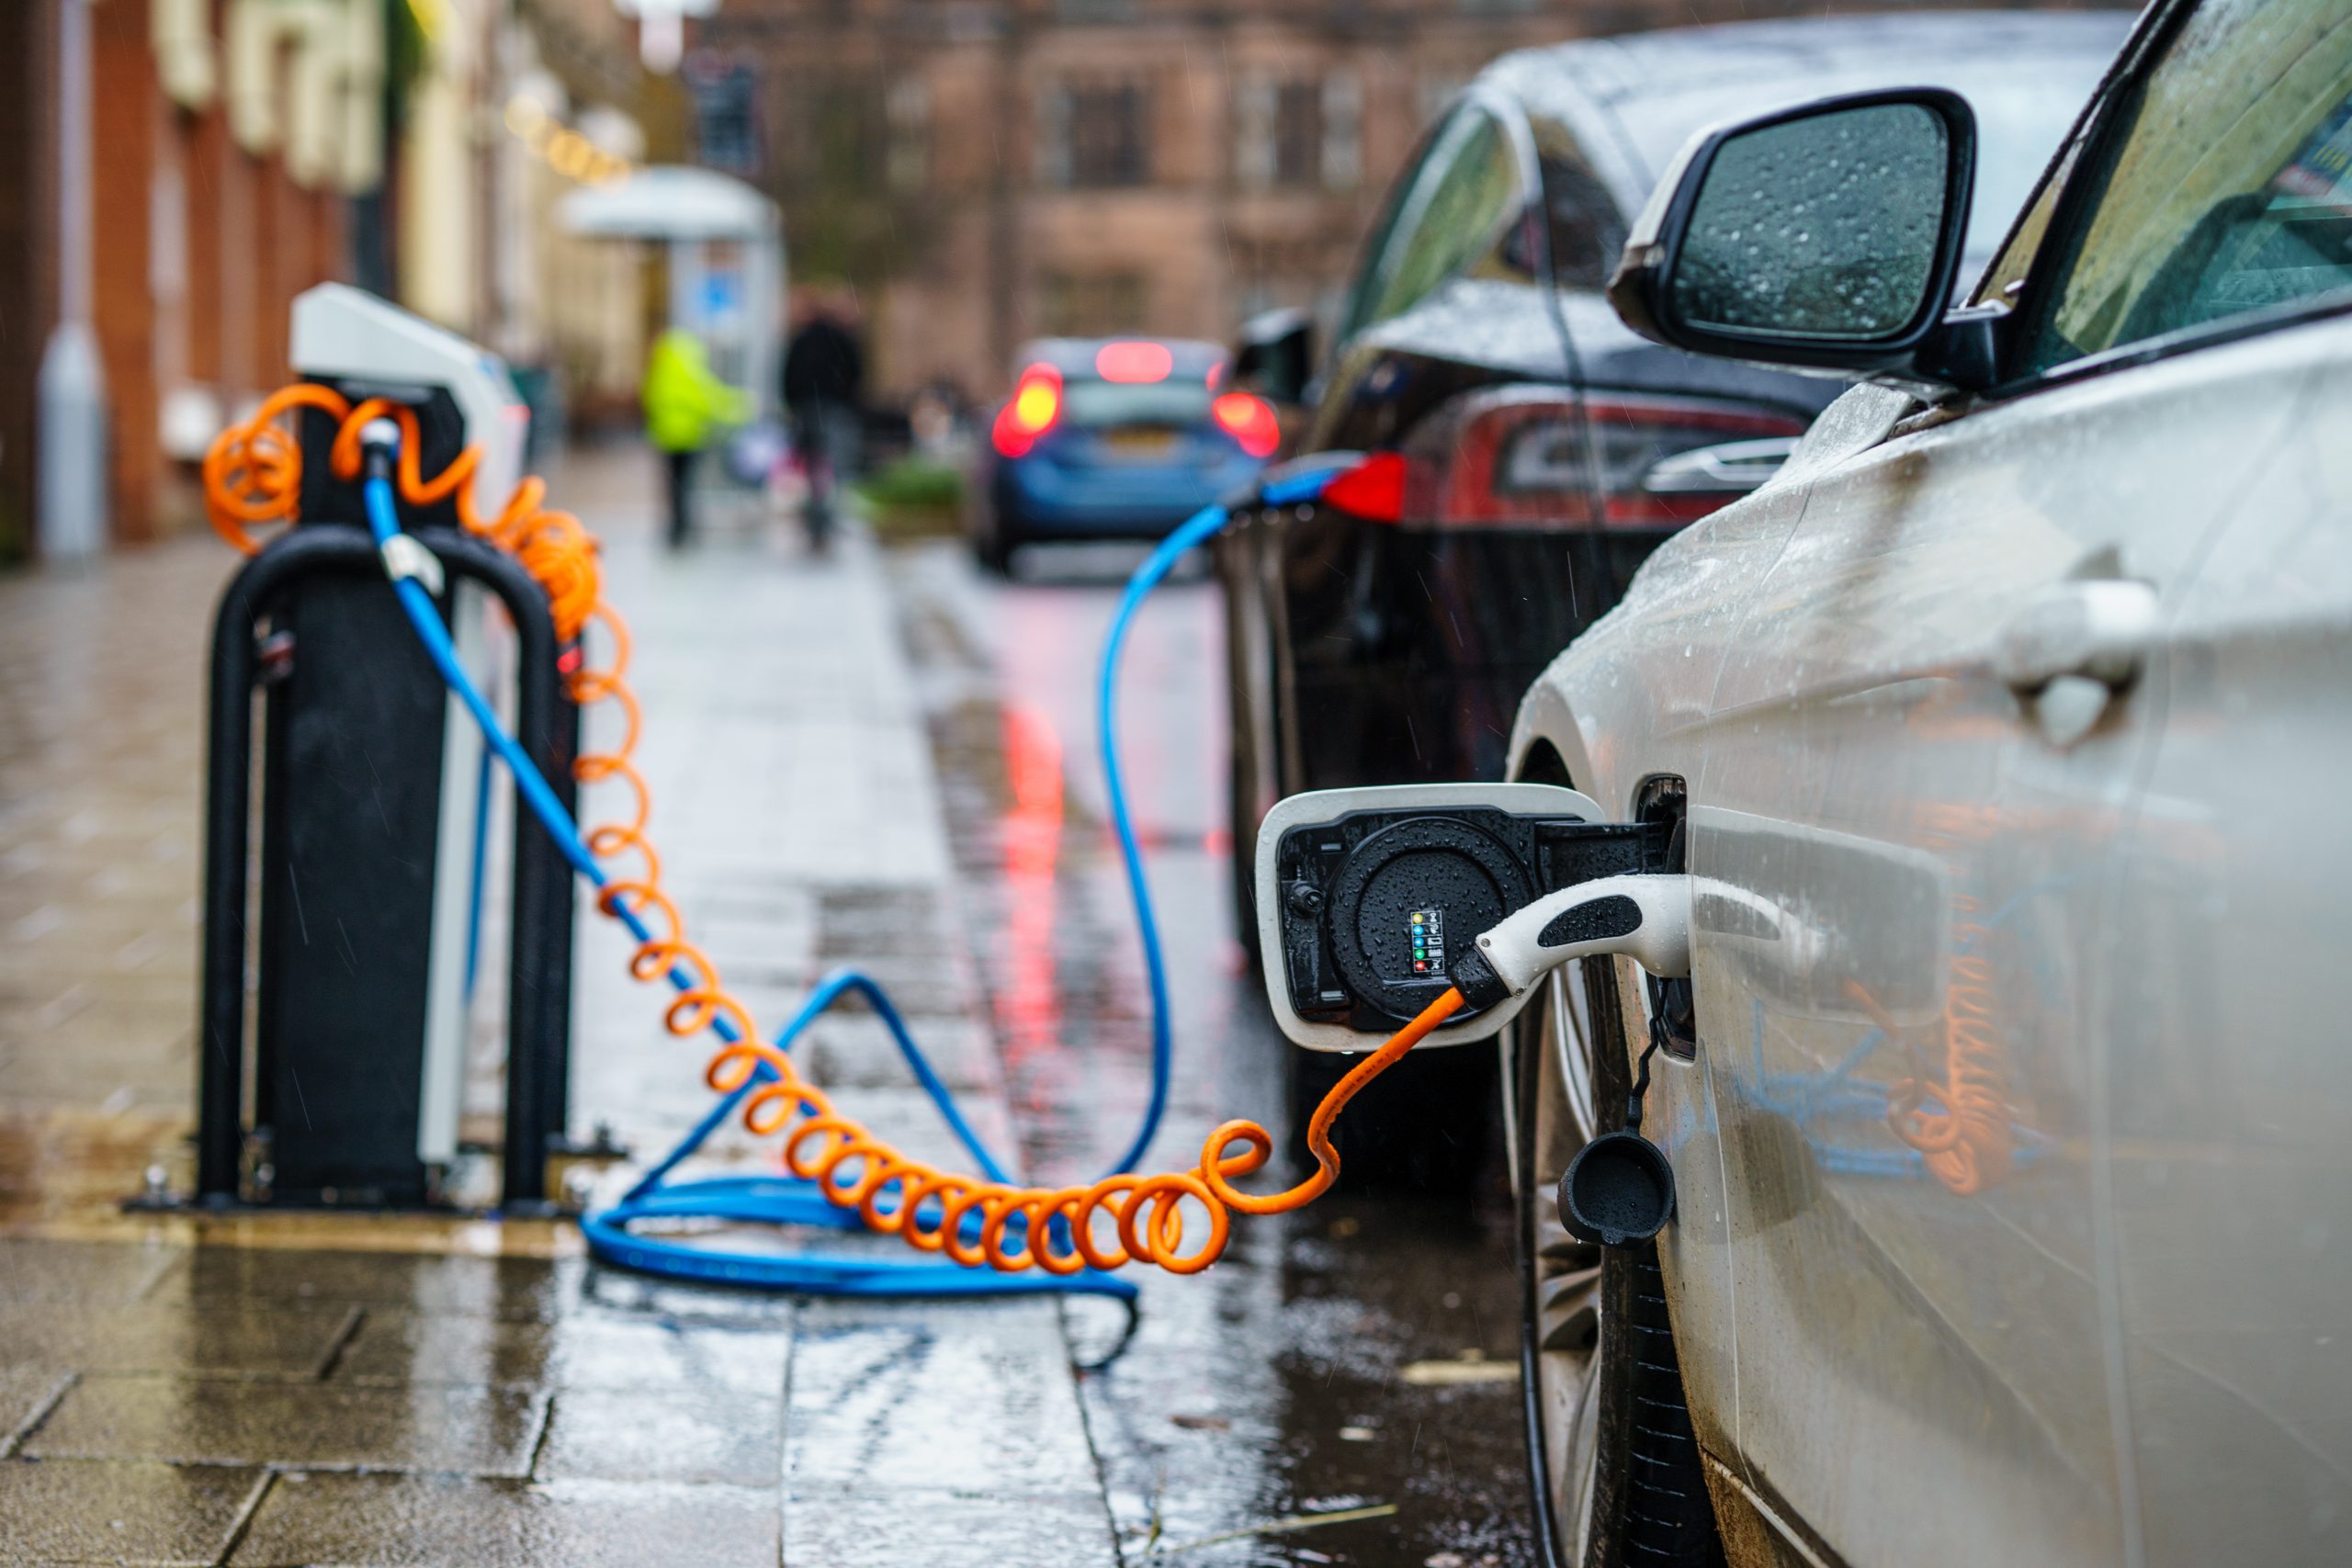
[23,1376,548,1475]
[784,1297,1098,1496]
[330,1309,791,1395]
[782,1485,1120,1568]
[0,1299,360,1380]
[227,1473,779,1567]
[0,1457,269,1566]
[149,1246,583,1325]
[0,1235,183,1302]
[536,1385,783,1487]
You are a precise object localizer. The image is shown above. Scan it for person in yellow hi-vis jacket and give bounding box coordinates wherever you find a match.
[641,329,753,547]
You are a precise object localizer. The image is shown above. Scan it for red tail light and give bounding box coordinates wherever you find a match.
[1210,392,1280,459]
[1320,452,1408,523]
[1583,397,1805,525]
[991,364,1064,458]
[1095,341,1172,383]
[1382,387,1805,528]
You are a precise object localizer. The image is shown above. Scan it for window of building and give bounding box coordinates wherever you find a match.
[887,78,928,193]
[1237,73,1359,191]
[1039,272,1147,336]
[1272,81,1321,186]
[1041,82,1149,188]
[778,77,884,191]
[1321,73,1361,191]
[688,56,762,177]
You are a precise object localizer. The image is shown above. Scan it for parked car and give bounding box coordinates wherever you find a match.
[1505,0,2352,1561]
[968,336,1278,573]
[1225,10,2132,1188]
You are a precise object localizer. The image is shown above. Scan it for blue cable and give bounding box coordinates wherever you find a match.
[365,454,1344,1299]
[461,740,495,1003]
[1096,465,1346,1176]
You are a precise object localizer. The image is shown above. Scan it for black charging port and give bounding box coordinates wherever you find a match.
[1273,806,1660,1032]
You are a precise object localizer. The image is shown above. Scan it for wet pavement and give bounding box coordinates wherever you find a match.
[0,454,1532,1564]
[890,542,1532,1567]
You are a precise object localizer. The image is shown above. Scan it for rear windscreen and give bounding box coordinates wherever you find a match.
[1063,380,1215,429]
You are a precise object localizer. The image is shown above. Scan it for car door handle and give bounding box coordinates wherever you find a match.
[1991,577,2160,748]
[1992,578,2161,693]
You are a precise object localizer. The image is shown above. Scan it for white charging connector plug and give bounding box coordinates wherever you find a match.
[1449,874,1691,1010]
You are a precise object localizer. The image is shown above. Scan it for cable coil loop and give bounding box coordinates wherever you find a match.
[201,386,1453,1277]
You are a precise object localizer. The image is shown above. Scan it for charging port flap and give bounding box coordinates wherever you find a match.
[1253,784,1657,1052]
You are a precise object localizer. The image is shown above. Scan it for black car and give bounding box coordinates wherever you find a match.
[1221,10,2131,1187]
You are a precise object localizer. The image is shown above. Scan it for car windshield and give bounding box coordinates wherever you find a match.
[1614,46,2123,269]
[1061,378,1216,428]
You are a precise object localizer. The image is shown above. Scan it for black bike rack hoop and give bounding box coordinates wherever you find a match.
[197,522,578,1208]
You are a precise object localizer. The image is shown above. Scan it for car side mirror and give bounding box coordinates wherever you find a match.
[1231,307,1315,407]
[1608,88,1992,389]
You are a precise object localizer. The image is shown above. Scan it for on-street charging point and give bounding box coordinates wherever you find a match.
[187,286,580,1212]
[180,288,1698,1293]
[1252,783,1696,1247]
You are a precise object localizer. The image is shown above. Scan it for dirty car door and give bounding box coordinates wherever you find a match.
[1679,8,2352,1565]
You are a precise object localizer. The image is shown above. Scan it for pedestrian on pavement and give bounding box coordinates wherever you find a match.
[641,328,752,548]
[781,288,866,554]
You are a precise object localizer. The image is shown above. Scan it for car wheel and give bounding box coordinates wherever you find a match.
[975,487,1021,576]
[1517,958,1721,1567]
[975,523,1018,577]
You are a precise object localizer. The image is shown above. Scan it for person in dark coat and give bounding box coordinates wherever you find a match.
[781,291,866,550]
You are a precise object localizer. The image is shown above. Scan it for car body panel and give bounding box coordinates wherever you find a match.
[1510,307,2352,1567]
[1306,276,1575,453]
[1549,288,1837,415]
[1002,423,1259,536]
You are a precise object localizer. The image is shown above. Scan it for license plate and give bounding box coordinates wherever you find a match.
[1102,429,1176,458]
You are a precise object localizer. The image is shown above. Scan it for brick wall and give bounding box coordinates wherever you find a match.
[0,2,59,563]
[0,0,356,556]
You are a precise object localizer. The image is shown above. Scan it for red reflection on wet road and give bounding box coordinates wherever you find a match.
[994,702,1065,1106]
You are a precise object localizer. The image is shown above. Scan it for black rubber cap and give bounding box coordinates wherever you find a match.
[1557,1129,1675,1247]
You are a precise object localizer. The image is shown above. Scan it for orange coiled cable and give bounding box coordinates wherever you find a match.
[200,386,1458,1276]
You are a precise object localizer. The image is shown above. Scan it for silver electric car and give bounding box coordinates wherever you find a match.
[1502,0,2352,1562]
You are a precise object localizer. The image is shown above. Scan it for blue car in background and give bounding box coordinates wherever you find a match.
[970,336,1278,574]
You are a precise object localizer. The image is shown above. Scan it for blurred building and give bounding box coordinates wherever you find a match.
[699,0,2124,405]
[697,0,1577,403]
[0,0,650,562]
[423,0,659,431]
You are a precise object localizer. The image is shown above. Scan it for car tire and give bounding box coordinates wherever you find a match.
[1514,958,1722,1567]
[975,486,1022,576]
[1287,1034,1496,1194]
[975,524,1018,577]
